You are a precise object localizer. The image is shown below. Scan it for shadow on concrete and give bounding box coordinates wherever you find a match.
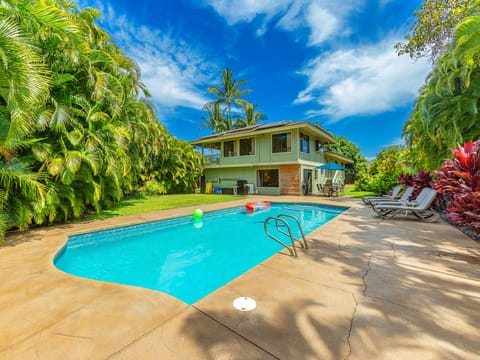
[178,202,480,358]
[183,298,352,359]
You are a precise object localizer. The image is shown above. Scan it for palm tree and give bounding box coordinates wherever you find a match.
[0,1,202,240]
[207,67,251,130]
[235,99,267,128]
[0,5,56,239]
[0,17,51,146]
[200,102,227,133]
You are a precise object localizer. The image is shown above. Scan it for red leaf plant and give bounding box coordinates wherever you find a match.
[435,140,480,231]
[399,170,433,197]
[398,173,414,187]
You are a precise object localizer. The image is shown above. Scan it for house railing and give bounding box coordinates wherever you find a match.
[203,154,220,165]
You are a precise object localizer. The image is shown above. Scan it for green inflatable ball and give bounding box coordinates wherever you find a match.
[193,208,203,220]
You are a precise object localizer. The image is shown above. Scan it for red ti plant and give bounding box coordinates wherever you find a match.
[434,140,480,231]
[412,170,433,196]
[398,173,414,187]
[399,170,433,196]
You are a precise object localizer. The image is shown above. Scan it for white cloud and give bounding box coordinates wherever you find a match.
[202,0,360,46]
[295,38,431,121]
[305,3,338,46]
[200,0,289,40]
[80,1,215,113]
[386,137,405,147]
[202,0,290,24]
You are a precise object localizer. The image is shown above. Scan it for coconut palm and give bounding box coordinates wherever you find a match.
[200,102,227,133]
[235,99,267,128]
[206,67,251,130]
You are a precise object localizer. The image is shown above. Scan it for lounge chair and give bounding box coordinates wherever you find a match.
[362,185,402,206]
[364,187,413,207]
[372,188,439,222]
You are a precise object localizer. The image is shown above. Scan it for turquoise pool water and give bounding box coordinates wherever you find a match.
[55,203,346,304]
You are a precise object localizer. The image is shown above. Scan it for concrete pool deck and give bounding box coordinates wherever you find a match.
[1,196,480,359]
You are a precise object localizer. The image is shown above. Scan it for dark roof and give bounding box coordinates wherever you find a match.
[191,121,336,144]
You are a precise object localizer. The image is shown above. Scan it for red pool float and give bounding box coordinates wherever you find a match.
[245,201,270,212]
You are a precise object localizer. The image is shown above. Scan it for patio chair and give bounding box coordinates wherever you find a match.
[363,186,413,207]
[322,182,333,197]
[362,185,402,206]
[372,188,439,222]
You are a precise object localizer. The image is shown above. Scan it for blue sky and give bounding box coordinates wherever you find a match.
[78,0,431,159]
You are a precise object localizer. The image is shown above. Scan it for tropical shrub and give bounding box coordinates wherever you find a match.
[354,145,405,194]
[144,180,167,196]
[0,1,203,242]
[149,136,203,194]
[434,140,480,231]
[412,170,434,195]
[365,173,400,195]
[399,171,433,197]
[403,14,480,170]
[355,170,399,194]
[398,173,414,187]
[353,170,370,191]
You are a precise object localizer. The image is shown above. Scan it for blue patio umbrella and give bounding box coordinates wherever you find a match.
[317,162,347,171]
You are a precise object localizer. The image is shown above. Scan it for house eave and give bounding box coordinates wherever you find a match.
[324,151,354,164]
[191,121,337,145]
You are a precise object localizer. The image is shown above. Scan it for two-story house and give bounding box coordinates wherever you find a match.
[191,121,353,196]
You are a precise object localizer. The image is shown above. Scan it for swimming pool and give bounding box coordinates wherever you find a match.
[55,203,346,304]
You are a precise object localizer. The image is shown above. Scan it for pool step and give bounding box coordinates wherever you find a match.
[263,214,308,257]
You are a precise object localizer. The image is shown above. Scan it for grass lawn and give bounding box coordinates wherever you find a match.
[85,194,246,220]
[83,185,372,222]
[343,184,376,198]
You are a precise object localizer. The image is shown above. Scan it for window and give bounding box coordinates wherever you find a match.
[239,138,255,156]
[257,169,279,187]
[223,140,236,157]
[272,132,291,153]
[300,133,310,153]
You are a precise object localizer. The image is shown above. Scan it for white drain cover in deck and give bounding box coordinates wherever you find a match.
[233,297,256,311]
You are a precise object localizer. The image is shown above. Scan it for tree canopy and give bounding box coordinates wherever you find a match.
[0,0,201,241]
[325,136,367,179]
[355,146,408,194]
[395,0,480,63]
[203,67,266,132]
[403,13,480,170]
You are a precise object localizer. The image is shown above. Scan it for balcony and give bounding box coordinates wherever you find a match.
[203,154,221,165]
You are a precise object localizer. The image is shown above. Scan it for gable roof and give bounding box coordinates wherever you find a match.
[190,121,337,145]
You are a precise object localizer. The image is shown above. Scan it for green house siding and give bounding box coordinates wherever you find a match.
[214,131,327,166]
[203,167,281,196]
[192,122,351,196]
[204,168,256,187]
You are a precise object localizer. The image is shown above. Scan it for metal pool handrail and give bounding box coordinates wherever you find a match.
[277,214,308,249]
[263,214,308,257]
